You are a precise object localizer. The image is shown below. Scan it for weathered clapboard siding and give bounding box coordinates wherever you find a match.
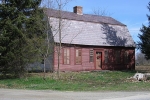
[53,45,135,71]
[53,46,94,71]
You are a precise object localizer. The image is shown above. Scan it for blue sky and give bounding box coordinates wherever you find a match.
[62,0,149,44]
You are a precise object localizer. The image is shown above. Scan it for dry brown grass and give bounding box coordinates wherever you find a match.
[135,66,150,73]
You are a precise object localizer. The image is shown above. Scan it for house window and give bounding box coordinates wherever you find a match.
[63,48,70,64]
[115,50,120,64]
[124,51,129,64]
[89,50,94,62]
[105,50,108,63]
[75,49,82,64]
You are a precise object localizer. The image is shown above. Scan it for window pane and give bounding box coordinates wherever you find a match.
[79,50,81,56]
[75,49,81,64]
[76,50,78,57]
[64,48,70,64]
[89,50,94,62]
[67,57,69,64]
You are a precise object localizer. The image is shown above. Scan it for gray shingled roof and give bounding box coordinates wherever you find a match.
[46,9,125,26]
[47,9,135,47]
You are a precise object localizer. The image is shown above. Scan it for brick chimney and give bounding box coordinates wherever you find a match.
[73,6,83,15]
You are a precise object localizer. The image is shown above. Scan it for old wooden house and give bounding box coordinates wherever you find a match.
[45,6,136,72]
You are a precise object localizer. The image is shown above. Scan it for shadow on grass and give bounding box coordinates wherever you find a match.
[0,74,31,80]
[0,74,17,80]
[120,70,136,73]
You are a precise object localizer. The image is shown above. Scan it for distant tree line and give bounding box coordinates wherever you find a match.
[136,52,150,66]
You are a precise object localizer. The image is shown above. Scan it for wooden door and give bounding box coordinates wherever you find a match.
[95,52,102,69]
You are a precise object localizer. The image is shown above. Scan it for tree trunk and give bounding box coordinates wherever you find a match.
[57,0,62,79]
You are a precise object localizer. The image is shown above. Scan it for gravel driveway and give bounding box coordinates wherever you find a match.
[0,89,150,100]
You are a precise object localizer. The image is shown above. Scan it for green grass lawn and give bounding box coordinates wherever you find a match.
[0,71,150,91]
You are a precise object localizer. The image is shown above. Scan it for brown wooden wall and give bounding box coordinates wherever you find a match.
[53,45,135,71]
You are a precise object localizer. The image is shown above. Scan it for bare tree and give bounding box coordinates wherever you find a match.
[136,52,150,66]
[92,7,113,16]
[42,0,72,78]
[42,14,52,79]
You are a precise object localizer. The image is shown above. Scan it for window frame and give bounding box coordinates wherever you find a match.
[63,48,70,65]
[75,48,82,65]
[89,49,94,62]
